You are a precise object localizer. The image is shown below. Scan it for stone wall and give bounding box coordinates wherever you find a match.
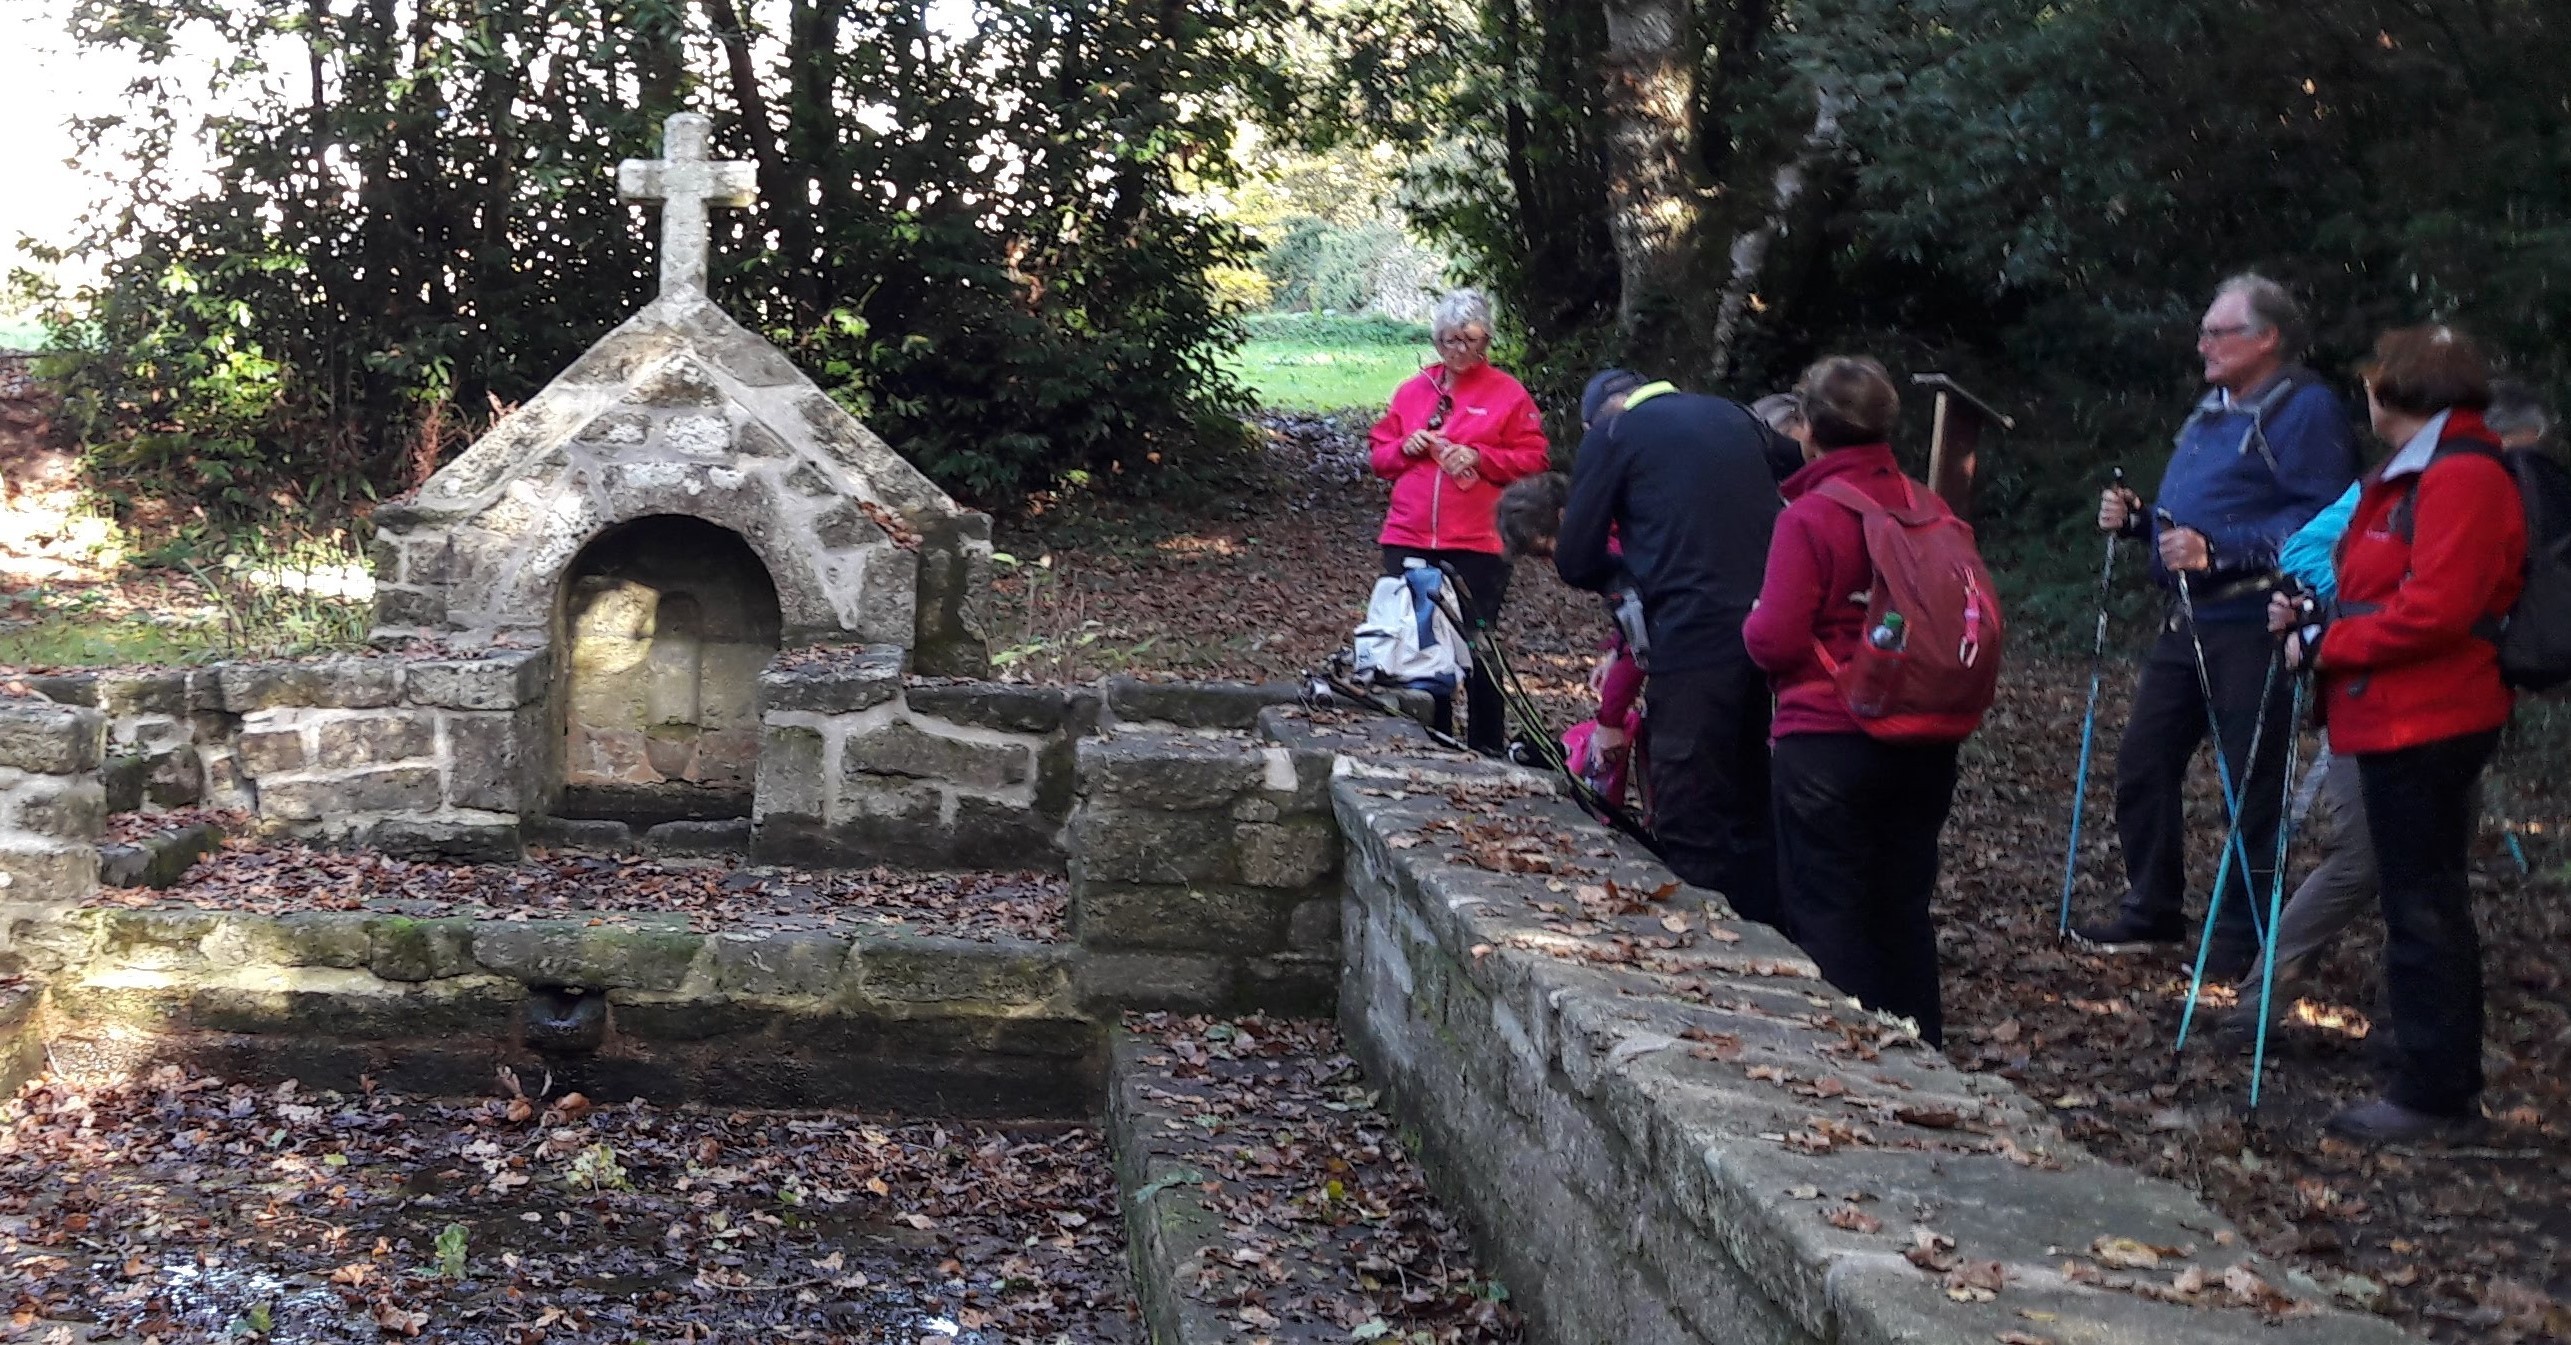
[753,650,1096,870]
[23,650,553,861]
[0,700,105,901]
[1,904,1097,1115]
[1063,717,1344,1015]
[1331,774,2412,1345]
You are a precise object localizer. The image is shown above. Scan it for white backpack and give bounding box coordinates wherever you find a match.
[1352,562,1471,694]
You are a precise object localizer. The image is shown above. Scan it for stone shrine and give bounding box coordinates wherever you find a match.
[369,113,993,817]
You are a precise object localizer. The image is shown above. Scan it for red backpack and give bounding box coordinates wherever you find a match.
[1808,476,2005,743]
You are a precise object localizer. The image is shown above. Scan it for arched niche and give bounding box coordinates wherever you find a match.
[557,514,782,823]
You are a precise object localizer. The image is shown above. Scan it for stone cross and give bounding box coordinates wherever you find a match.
[616,112,758,299]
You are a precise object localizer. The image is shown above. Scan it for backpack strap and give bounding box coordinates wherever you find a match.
[2389,439,2503,543]
[2380,440,2511,644]
[1803,476,1905,678]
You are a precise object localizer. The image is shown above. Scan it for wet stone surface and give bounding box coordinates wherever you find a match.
[0,1066,1134,1343]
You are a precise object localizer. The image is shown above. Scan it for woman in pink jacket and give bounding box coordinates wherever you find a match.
[1368,289,1553,752]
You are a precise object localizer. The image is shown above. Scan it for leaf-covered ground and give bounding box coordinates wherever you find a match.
[990,417,2571,1343]
[94,825,1066,943]
[1121,1013,1521,1343]
[0,1066,1132,1343]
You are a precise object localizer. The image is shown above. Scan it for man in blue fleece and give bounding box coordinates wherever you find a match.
[2075,275,2359,975]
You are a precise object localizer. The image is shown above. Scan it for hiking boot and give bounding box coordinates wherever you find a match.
[2071,910,2184,951]
[2200,940,2259,985]
[2323,1097,2487,1146]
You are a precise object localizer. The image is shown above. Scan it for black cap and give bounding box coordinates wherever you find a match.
[1582,369,1645,426]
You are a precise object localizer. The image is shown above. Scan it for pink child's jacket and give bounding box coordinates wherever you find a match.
[1369,363,1552,554]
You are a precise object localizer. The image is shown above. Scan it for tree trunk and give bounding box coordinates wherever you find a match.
[1599,0,1713,363]
[1708,84,1842,380]
[700,0,793,279]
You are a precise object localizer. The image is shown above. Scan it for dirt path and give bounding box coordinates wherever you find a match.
[991,416,2571,1343]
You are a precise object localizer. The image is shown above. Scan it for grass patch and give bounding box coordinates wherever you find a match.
[0,613,218,668]
[1229,311,1433,412]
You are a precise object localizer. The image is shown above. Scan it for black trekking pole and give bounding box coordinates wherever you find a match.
[2153,508,2272,910]
[2248,665,2311,1107]
[1429,562,1663,856]
[2058,467,2126,935]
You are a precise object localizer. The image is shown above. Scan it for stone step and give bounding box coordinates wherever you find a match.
[1107,1015,1521,1344]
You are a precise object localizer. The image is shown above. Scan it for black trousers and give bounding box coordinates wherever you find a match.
[2111,617,2293,959]
[1644,652,1778,925]
[1772,733,1961,1045]
[1382,546,1513,754]
[2357,727,2501,1116]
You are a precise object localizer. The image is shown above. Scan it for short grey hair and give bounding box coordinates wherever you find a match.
[2488,379,2552,442]
[2215,272,2306,358]
[1431,288,1495,344]
[1750,393,1806,432]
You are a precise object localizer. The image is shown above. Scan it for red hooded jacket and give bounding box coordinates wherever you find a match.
[1369,363,1551,554]
[2314,407,2525,754]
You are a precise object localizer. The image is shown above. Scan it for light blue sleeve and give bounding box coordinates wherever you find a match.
[2276,482,2361,603]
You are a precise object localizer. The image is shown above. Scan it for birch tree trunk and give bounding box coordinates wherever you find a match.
[1708,85,1844,379]
[1599,0,1714,362]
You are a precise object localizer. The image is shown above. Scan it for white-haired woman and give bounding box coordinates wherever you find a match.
[1366,289,1552,753]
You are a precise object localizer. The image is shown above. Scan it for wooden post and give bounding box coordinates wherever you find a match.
[1913,374,2014,520]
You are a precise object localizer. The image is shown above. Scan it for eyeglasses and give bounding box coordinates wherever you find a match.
[1426,391,1454,431]
[1436,331,1491,352]
[2199,322,2256,343]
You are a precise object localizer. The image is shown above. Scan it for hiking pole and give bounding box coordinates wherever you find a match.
[2058,466,2127,935]
[1430,562,1663,855]
[2172,641,2281,1054]
[2155,509,2273,926]
[2248,669,2311,1109]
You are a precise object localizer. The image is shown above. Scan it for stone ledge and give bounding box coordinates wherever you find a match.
[1330,778,2417,1345]
[1107,1027,1309,1345]
[760,647,906,714]
[1104,676,1304,729]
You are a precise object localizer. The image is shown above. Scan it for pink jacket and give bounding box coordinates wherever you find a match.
[1369,363,1552,553]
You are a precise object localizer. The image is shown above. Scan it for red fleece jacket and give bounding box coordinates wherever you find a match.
[1368,363,1551,554]
[1743,444,1910,738]
[2315,409,2525,754]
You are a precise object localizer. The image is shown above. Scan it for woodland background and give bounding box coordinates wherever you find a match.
[8,0,2571,629]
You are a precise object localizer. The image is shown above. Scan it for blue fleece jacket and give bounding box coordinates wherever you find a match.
[2142,366,2359,621]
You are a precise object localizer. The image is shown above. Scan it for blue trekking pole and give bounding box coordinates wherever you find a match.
[2153,508,2275,924]
[2058,467,2126,935]
[2173,642,2281,1053]
[2249,670,2311,1108]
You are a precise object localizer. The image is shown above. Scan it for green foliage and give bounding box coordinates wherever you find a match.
[30,0,1273,518]
[433,1222,469,1280]
[565,1141,633,1194]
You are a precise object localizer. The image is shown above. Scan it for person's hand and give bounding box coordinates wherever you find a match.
[1587,653,1614,695]
[1401,429,1434,459]
[2283,630,2309,671]
[2099,485,2142,534]
[2157,525,2212,572]
[2268,590,2300,635]
[1434,440,1480,481]
[1590,723,1628,756]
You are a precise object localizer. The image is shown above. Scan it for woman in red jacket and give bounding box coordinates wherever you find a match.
[2280,325,2525,1143]
[1368,289,1553,752]
[1742,357,1963,1045]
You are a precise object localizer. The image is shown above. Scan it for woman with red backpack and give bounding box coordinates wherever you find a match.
[2278,325,2526,1143]
[1744,356,2003,1047]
